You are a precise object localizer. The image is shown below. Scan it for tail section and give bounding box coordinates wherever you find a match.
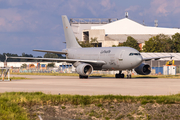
[62,15,81,49]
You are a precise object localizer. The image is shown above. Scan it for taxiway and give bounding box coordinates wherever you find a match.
[0,75,180,96]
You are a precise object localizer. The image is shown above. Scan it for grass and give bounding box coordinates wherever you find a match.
[11,72,180,78]
[11,72,79,76]
[1,92,180,119]
[10,77,28,80]
[0,77,27,81]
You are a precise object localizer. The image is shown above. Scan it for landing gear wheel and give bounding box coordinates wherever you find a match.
[115,73,124,78]
[127,70,132,79]
[115,74,120,78]
[127,74,131,78]
[121,74,124,78]
[79,75,88,79]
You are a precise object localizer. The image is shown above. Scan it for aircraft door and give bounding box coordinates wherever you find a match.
[118,50,124,68]
[119,50,124,61]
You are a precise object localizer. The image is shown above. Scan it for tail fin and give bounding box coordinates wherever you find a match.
[62,15,81,49]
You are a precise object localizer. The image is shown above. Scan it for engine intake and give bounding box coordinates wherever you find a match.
[135,63,151,75]
[76,63,93,76]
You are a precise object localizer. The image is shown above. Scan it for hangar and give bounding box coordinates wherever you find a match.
[71,15,180,49]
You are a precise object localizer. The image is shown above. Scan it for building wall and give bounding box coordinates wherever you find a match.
[71,24,104,41]
[0,62,72,68]
[89,29,105,41]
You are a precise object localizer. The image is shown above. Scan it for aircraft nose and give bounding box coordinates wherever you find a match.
[136,56,143,64]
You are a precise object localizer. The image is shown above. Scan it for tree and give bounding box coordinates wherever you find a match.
[172,33,180,52]
[47,62,55,67]
[113,36,140,51]
[21,53,34,62]
[21,64,27,68]
[76,37,99,47]
[90,37,99,47]
[44,53,59,58]
[143,34,172,52]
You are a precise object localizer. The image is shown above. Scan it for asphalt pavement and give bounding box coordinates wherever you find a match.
[0,75,180,96]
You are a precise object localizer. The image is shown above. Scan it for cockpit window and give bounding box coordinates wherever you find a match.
[129,53,141,56]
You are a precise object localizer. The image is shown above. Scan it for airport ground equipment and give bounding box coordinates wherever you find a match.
[163,65,176,75]
[166,60,175,65]
[0,68,10,81]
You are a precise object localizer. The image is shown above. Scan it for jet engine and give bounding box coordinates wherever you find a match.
[135,63,151,75]
[76,63,93,76]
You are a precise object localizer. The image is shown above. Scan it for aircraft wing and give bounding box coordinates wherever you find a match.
[7,56,106,65]
[33,49,67,54]
[143,56,173,61]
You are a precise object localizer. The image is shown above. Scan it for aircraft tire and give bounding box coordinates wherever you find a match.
[115,74,120,78]
[115,74,124,78]
[79,75,88,79]
[127,74,131,79]
[121,74,124,78]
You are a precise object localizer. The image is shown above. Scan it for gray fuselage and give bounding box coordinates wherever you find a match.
[66,47,143,70]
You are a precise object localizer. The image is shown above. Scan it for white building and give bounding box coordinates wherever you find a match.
[90,18,180,48]
[70,17,180,49]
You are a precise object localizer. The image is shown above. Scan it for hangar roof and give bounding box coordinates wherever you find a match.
[92,18,180,35]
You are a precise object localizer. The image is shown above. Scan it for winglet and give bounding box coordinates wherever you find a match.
[5,54,8,61]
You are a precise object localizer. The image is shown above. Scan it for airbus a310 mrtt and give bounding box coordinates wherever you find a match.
[7,15,173,79]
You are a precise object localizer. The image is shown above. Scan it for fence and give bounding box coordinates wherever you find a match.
[11,66,180,75]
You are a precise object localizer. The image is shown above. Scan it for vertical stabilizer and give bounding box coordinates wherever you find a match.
[62,15,81,49]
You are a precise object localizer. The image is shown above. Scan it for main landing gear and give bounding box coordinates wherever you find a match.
[115,71,124,78]
[126,70,132,79]
[79,75,88,79]
[115,70,132,78]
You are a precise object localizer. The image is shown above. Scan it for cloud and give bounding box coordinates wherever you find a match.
[141,0,180,17]
[100,0,115,10]
[3,0,180,55]
[125,5,139,12]
[0,8,40,32]
[151,0,169,16]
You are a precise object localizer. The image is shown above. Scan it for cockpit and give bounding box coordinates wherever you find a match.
[129,53,141,56]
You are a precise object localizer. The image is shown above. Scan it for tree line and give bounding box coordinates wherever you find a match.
[112,33,180,52]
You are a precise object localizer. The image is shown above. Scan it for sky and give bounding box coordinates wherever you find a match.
[1,0,180,56]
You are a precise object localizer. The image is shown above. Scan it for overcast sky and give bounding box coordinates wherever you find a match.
[1,0,180,56]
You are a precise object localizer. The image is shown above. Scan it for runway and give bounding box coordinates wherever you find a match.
[0,75,180,96]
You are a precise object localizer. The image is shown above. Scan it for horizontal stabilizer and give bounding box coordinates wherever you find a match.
[33,49,67,54]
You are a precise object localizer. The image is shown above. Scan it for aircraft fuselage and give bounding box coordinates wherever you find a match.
[66,47,143,70]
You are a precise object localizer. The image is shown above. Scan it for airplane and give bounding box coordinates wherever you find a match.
[7,15,173,79]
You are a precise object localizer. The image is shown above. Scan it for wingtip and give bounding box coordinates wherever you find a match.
[5,54,8,61]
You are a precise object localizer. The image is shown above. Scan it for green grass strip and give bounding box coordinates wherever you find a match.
[1,92,180,119]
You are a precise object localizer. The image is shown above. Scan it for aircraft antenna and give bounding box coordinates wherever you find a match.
[154,19,158,27]
[125,12,128,18]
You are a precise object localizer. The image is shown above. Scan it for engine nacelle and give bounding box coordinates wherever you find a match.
[76,63,93,76]
[135,63,151,75]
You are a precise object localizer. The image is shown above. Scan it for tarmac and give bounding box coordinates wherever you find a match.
[0,75,180,96]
